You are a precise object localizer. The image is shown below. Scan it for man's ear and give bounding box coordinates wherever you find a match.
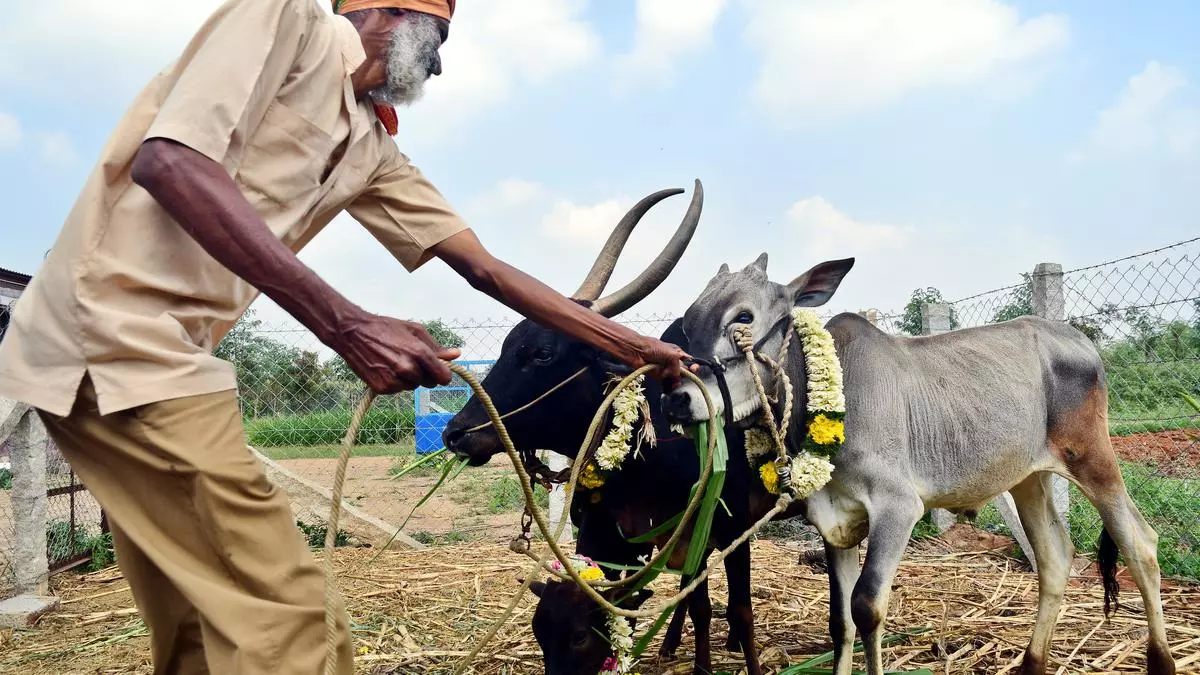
[786,258,855,307]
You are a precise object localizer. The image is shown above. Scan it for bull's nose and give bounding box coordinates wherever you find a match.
[442,426,466,450]
[663,390,693,423]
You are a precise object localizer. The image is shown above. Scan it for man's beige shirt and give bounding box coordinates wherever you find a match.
[0,0,468,417]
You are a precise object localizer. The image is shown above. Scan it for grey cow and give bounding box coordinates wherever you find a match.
[661,253,1174,675]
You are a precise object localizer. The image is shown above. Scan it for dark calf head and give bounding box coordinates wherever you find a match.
[529,580,653,675]
[444,181,705,466]
[664,254,855,427]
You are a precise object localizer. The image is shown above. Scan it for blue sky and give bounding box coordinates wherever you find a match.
[1,0,1197,328]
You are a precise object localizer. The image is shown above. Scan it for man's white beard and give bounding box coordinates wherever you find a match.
[370,14,442,107]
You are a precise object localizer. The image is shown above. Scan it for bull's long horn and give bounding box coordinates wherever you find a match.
[591,179,704,318]
[571,187,685,302]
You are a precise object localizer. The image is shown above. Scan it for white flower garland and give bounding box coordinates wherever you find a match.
[791,308,845,414]
[601,613,637,675]
[595,374,651,472]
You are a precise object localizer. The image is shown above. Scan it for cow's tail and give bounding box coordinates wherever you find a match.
[1098,526,1121,617]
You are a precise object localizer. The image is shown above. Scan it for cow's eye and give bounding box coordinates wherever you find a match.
[734,311,754,324]
[534,346,554,364]
[571,630,589,647]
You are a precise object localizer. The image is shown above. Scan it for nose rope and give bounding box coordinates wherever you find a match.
[459,366,590,434]
[322,320,800,675]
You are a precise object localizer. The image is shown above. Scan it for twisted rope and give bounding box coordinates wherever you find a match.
[322,323,799,672]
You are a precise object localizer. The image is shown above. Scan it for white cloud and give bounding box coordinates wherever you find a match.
[33,132,80,166]
[0,1,226,99]
[743,0,1069,124]
[397,0,601,145]
[0,112,20,150]
[1072,61,1200,162]
[786,197,914,258]
[614,0,727,88]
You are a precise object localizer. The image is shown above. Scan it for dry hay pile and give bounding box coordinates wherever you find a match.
[2,537,1199,674]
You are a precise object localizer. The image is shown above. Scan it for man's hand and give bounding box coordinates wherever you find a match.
[333,314,460,394]
[630,336,693,387]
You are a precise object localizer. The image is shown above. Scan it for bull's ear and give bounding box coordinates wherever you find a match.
[528,580,547,597]
[626,588,654,610]
[787,258,855,307]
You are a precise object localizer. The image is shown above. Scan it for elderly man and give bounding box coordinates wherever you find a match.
[0,0,691,672]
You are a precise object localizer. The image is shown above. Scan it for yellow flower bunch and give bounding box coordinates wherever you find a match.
[579,461,606,489]
[807,414,845,446]
[759,461,779,494]
[579,566,605,582]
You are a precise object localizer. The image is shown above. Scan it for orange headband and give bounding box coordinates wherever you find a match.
[333,0,454,21]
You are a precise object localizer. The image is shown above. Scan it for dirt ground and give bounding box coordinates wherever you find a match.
[273,452,536,547]
[1111,429,1200,477]
[4,535,1199,674]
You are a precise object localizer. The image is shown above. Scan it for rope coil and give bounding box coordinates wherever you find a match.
[322,318,798,673]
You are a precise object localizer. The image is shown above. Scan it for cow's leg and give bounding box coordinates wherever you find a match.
[659,575,691,658]
[1009,472,1074,675]
[687,561,713,674]
[722,539,762,675]
[851,497,923,675]
[826,541,861,675]
[1071,461,1174,674]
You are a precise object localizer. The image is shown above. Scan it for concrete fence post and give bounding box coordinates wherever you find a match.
[1032,263,1071,523]
[0,397,59,627]
[919,302,958,533]
[988,262,1069,573]
[545,451,574,544]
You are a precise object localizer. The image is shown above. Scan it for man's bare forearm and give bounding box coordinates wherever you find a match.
[130,138,363,346]
[432,230,652,367]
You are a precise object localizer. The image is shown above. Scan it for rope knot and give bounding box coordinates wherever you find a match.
[732,324,755,351]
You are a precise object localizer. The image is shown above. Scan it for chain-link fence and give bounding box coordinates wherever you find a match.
[226,310,680,549]
[940,238,1200,580]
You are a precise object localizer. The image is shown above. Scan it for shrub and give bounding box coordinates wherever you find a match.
[246,406,416,447]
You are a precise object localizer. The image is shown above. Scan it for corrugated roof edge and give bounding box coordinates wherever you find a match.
[0,267,32,285]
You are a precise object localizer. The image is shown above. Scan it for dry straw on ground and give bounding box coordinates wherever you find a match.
[2,535,1198,674]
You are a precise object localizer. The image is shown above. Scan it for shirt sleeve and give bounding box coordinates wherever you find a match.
[348,150,471,272]
[143,0,309,165]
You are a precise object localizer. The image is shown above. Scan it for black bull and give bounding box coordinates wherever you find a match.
[443,317,804,675]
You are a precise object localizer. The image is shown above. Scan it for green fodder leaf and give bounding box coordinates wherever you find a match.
[626,511,683,544]
[369,455,468,563]
[389,448,447,480]
[684,417,728,576]
[631,604,676,660]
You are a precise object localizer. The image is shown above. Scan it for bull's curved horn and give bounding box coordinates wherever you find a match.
[571,187,685,302]
[591,179,704,318]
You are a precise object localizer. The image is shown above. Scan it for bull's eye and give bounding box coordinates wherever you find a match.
[734,311,754,324]
[534,346,554,364]
[571,630,589,647]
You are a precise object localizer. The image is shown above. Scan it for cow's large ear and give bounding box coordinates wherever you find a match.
[529,580,547,598]
[787,258,855,307]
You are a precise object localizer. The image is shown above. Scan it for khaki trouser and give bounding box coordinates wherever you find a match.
[37,376,354,675]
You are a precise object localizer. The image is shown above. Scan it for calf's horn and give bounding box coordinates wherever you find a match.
[591,178,704,318]
[571,187,686,302]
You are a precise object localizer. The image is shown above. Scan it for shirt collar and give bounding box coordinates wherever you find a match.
[329,13,367,77]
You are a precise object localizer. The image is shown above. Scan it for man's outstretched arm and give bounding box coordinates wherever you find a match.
[430,229,689,382]
[130,138,459,393]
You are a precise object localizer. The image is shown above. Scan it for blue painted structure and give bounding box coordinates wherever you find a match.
[414,359,494,455]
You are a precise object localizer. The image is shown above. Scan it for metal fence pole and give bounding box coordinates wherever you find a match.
[920,303,958,533]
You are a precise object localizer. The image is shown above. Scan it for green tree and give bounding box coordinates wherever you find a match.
[899,287,960,336]
[991,274,1034,323]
